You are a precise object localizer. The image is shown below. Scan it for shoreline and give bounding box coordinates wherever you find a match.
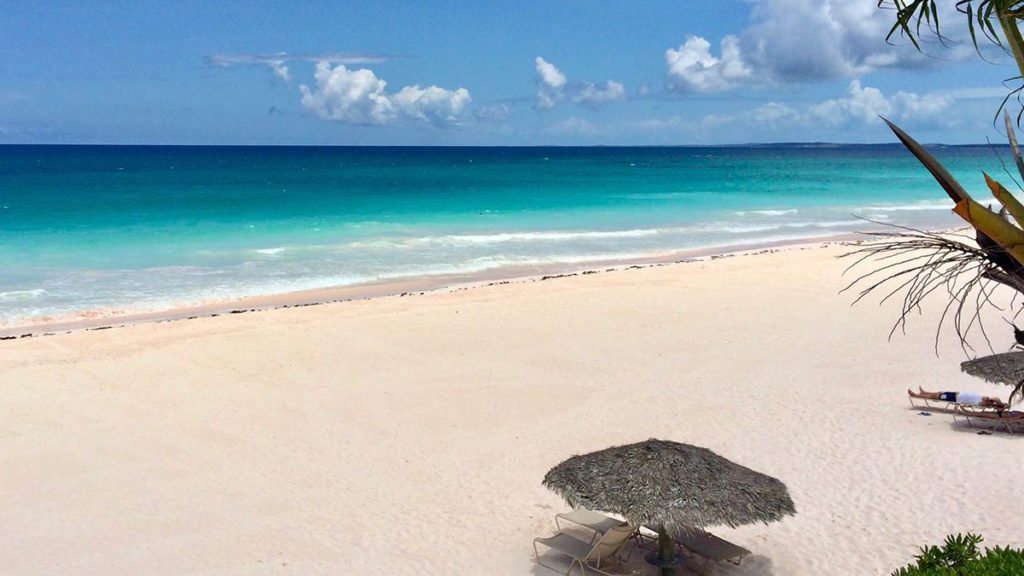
[0,232,867,339]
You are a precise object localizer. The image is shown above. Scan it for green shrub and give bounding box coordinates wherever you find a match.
[893,533,1024,576]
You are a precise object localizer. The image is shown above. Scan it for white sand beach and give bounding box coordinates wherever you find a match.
[1,241,1022,575]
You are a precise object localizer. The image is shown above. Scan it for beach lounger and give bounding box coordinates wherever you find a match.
[674,529,751,566]
[555,508,629,542]
[636,526,751,567]
[952,403,994,419]
[534,523,636,575]
[907,392,998,413]
[955,406,1024,434]
[908,393,953,410]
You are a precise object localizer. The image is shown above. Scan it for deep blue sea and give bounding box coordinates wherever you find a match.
[0,144,1010,325]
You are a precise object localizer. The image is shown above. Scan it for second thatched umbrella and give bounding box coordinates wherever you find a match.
[961,351,1024,388]
[543,438,795,575]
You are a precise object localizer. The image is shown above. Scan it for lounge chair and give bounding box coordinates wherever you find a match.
[955,406,1024,434]
[637,526,750,567]
[674,528,751,566]
[534,523,636,575]
[555,508,630,543]
[907,391,999,413]
[908,392,952,410]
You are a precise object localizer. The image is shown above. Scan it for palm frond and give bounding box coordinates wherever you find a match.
[840,222,1016,354]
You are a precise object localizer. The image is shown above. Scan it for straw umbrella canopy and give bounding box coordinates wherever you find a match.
[543,439,795,574]
[961,351,1024,388]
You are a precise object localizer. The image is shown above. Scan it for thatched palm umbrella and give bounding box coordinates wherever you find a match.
[543,439,795,575]
[961,351,1024,387]
[961,352,1024,404]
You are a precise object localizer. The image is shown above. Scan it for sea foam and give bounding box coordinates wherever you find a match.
[734,209,798,217]
[407,229,661,246]
[0,288,48,302]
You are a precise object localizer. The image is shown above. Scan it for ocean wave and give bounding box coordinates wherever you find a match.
[254,247,288,256]
[784,219,863,229]
[614,192,692,200]
[407,229,661,246]
[734,209,798,217]
[365,251,682,280]
[856,200,950,212]
[350,220,870,249]
[0,288,48,302]
[705,223,782,234]
[695,219,859,233]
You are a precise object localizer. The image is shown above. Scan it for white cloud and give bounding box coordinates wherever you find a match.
[574,81,626,107]
[751,102,802,125]
[534,57,626,110]
[666,36,751,92]
[745,82,983,129]
[475,104,511,122]
[651,81,960,143]
[810,80,893,125]
[723,81,955,130]
[546,117,603,136]
[268,60,290,82]
[536,91,559,110]
[666,0,971,91]
[799,81,955,128]
[628,115,687,132]
[604,83,989,143]
[211,52,389,82]
[391,84,472,125]
[535,57,567,90]
[299,62,470,127]
[535,57,567,109]
[299,63,395,125]
[891,91,955,123]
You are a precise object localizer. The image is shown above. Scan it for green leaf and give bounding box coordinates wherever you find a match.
[882,117,970,203]
[984,172,1024,228]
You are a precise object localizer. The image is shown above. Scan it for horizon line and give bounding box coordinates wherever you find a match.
[0,141,1008,148]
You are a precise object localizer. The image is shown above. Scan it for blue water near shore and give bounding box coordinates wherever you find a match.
[0,144,1012,324]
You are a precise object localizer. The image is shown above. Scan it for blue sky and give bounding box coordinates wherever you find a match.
[0,1,1018,145]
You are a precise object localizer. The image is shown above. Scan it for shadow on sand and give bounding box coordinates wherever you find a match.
[531,539,775,575]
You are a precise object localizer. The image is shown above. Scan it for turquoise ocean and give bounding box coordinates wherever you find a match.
[0,144,1012,326]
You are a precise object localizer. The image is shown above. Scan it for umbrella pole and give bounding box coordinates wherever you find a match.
[658,530,676,576]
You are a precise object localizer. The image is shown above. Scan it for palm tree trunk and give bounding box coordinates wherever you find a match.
[658,530,675,576]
